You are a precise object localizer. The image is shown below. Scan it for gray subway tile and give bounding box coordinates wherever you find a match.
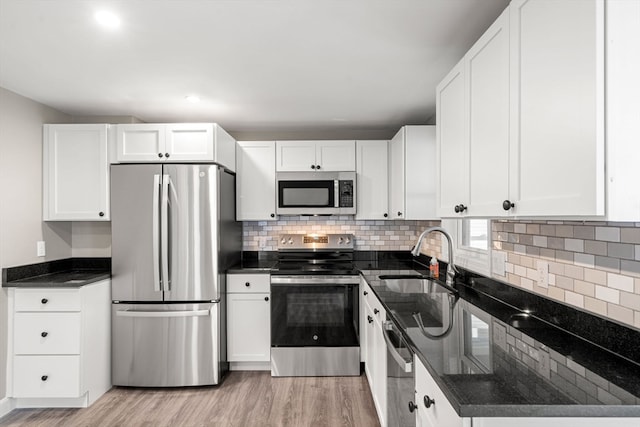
[548,237,565,250]
[595,256,621,273]
[556,225,574,238]
[620,260,640,277]
[621,227,640,244]
[608,242,635,260]
[574,226,595,240]
[556,250,574,263]
[584,240,608,256]
[596,227,621,242]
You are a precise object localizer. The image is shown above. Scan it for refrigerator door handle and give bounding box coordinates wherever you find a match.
[115,309,211,318]
[152,174,162,292]
[161,174,170,292]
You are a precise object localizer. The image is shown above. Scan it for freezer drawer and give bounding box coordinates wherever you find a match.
[112,303,220,387]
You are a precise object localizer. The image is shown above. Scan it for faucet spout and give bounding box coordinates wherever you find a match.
[411,226,459,286]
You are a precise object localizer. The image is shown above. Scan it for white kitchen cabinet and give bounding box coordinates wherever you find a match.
[414,356,466,427]
[115,123,236,171]
[43,124,110,221]
[7,280,111,407]
[356,140,389,220]
[226,274,270,366]
[275,140,356,172]
[361,278,387,427]
[236,141,277,221]
[389,126,437,220]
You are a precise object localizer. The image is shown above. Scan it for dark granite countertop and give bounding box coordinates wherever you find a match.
[361,269,640,418]
[227,251,278,273]
[2,258,111,288]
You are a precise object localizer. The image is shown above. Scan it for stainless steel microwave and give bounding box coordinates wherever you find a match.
[276,171,356,215]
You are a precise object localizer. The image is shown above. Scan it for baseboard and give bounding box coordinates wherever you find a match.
[229,361,271,371]
[0,397,16,420]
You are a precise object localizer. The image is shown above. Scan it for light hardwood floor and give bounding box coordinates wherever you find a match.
[0,372,381,427]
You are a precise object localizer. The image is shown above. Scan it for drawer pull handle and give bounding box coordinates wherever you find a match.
[245,282,251,287]
[408,401,417,413]
[363,291,368,296]
[41,332,48,338]
[367,315,373,324]
[41,375,48,382]
[41,298,48,304]
[264,296,269,302]
[374,308,379,315]
[423,395,435,408]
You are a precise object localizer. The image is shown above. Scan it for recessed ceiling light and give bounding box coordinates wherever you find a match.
[95,10,120,29]
[185,95,201,103]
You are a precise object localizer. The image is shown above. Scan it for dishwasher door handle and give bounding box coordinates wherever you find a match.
[382,321,413,373]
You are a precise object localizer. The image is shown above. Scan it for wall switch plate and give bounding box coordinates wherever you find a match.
[537,260,549,288]
[492,251,506,277]
[36,241,46,257]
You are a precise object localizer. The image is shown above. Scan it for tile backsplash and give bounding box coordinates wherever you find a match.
[493,220,640,330]
[242,217,442,259]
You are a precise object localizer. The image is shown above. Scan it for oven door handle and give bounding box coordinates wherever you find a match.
[382,321,413,373]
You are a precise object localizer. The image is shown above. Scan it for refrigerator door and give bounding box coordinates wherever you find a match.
[112,302,220,386]
[111,164,164,302]
[163,164,221,301]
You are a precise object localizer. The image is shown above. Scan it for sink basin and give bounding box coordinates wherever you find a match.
[378,275,443,294]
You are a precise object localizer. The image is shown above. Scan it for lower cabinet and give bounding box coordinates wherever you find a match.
[361,279,387,427]
[8,280,111,407]
[226,273,271,368]
[414,356,465,427]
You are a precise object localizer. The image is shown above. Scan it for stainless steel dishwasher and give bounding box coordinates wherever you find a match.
[384,320,416,427]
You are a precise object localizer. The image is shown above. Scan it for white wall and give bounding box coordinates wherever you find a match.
[0,86,74,400]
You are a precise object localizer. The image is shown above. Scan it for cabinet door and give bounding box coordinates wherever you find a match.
[165,123,214,162]
[227,293,271,362]
[316,140,356,171]
[356,140,389,220]
[405,126,437,220]
[236,141,277,220]
[371,310,387,427]
[43,124,109,221]
[415,356,464,427]
[389,129,405,220]
[466,9,510,217]
[275,141,318,171]
[509,0,605,216]
[116,124,166,162]
[436,59,468,218]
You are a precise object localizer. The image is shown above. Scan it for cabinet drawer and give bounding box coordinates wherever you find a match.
[228,273,270,293]
[14,289,81,312]
[14,313,81,355]
[13,355,80,398]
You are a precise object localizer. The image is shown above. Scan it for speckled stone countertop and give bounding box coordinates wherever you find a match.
[2,258,111,288]
[361,268,640,418]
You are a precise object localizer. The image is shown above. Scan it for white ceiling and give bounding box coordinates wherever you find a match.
[0,0,509,139]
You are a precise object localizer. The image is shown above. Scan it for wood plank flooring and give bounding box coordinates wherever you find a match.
[0,372,381,427]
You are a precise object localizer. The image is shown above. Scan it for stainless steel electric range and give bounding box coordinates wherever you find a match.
[270,234,360,377]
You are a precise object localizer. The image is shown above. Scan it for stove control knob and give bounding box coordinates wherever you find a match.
[338,237,344,244]
[280,237,287,245]
[288,238,294,245]
[345,237,351,245]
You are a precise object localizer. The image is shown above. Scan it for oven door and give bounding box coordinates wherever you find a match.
[271,282,359,347]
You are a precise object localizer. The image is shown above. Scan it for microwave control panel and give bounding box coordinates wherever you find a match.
[339,180,354,208]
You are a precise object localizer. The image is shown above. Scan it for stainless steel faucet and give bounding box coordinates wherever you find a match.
[411,226,459,286]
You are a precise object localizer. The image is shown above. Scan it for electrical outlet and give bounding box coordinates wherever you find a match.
[37,241,46,257]
[492,251,506,277]
[537,260,549,288]
[258,236,267,249]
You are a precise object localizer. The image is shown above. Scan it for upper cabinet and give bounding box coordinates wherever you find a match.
[390,126,438,220]
[275,140,356,172]
[115,123,236,171]
[438,0,640,219]
[43,124,110,221]
[356,140,389,220]
[236,141,277,221]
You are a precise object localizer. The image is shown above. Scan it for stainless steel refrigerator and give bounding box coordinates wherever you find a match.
[110,163,241,387]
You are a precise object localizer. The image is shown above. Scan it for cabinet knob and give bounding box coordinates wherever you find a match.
[41,298,48,304]
[408,401,417,413]
[158,153,164,158]
[41,331,48,338]
[311,165,316,170]
[165,153,170,158]
[503,200,515,211]
[363,291,368,296]
[316,165,321,170]
[367,315,373,324]
[264,296,269,302]
[454,204,467,213]
[397,212,402,217]
[245,282,251,287]
[374,308,379,315]
[383,213,388,218]
[270,213,275,218]
[423,395,435,408]
[99,211,105,217]
[41,375,48,382]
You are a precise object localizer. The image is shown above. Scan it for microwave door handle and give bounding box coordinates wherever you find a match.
[152,174,162,292]
[334,180,339,207]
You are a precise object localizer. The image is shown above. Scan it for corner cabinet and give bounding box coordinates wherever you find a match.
[236,141,277,221]
[226,274,271,369]
[356,140,389,220]
[115,123,236,172]
[7,280,111,408]
[275,140,356,172]
[43,124,111,221]
[389,126,438,220]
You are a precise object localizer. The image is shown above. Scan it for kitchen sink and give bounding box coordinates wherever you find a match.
[378,275,444,294]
